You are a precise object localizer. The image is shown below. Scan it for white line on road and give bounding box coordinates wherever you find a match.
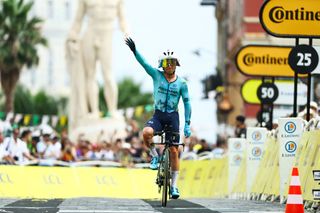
[249,211,284,213]
[58,210,157,213]
[172,207,206,210]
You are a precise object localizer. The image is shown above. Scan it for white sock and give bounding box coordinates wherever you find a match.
[149,146,158,157]
[171,171,179,188]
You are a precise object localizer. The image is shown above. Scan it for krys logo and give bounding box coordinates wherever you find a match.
[285,121,296,133]
[252,147,262,157]
[285,141,297,153]
[269,6,320,24]
[252,131,262,141]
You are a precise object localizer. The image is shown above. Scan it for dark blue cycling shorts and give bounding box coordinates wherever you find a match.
[145,110,180,143]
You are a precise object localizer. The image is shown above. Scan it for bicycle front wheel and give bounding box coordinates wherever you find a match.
[161,148,170,207]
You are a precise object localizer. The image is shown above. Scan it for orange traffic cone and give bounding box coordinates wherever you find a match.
[285,167,304,213]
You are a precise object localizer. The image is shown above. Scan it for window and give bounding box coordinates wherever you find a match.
[48,50,53,86]
[47,0,54,19]
[65,0,71,20]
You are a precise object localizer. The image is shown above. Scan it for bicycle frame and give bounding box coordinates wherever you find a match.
[152,129,184,207]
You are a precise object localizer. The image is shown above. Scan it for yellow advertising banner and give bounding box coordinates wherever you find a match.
[260,0,320,38]
[0,159,229,199]
[236,45,298,77]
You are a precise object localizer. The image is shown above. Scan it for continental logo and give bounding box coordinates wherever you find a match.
[269,7,320,24]
[235,45,297,77]
[260,0,320,38]
[243,53,288,66]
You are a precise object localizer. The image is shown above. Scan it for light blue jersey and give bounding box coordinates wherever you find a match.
[135,50,191,123]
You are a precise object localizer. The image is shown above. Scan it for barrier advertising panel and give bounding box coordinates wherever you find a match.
[278,117,303,197]
[228,138,246,193]
[246,127,267,193]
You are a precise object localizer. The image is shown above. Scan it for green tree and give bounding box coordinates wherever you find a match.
[0,0,47,112]
[1,84,67,115]
[99,77,153,111]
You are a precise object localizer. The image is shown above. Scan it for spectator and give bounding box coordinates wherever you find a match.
[0,125,15,164]
[36,128,52,158]
[235,115,247,138]
[51,134,62,159]
[298,101,319,120]
[197,139,212,154]
[60,138,77,162]
[118,142,134,168]
[5,127,35,163]
[212,135,228,158]
[99,141,115,161]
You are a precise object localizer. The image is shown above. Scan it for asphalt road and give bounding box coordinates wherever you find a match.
[0,198,292,213]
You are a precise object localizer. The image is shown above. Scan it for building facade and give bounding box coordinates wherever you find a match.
[20,0,77,95]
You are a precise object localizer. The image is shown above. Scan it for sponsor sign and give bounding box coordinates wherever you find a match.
[246,127,267,193]
[278,117,303,197]
[236,45,302,77]
[289,45,319,74]
[241,79,307,105]
[257,82,279,104]
[313,189,320,200]
[260,0,320,38]
[313,170,320,181]
[228,138,246,193]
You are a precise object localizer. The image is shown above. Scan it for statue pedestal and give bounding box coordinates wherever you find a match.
[69,116,127,143]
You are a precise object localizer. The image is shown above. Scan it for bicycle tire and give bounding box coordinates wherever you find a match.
[161,148,170,207]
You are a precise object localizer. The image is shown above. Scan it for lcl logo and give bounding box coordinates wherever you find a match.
[0,173,13,184]
[43,174,62,185]
[95,176,116,186]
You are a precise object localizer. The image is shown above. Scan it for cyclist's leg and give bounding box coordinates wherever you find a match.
[144,113,162,169]
[166,111,180,198]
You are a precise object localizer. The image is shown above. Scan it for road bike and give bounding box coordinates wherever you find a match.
[153,125,184,207]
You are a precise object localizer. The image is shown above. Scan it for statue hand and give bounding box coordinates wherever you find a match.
[66,39,80,59]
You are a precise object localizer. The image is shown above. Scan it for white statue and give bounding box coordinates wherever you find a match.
[66,0,129,128]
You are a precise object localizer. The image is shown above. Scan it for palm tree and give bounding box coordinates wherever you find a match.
[0,0,47,112]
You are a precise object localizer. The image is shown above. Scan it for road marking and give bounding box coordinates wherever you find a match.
[173,207,206,210]
[249,212,284,213]
[58,210,157,213]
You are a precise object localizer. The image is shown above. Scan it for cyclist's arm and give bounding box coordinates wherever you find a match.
[135,50,157,79]
[181,81,191,124]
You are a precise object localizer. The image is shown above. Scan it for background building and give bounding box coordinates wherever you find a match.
[20,0,76,95]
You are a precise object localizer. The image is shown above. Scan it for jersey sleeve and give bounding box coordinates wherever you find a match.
[181,80,191,124]
[135,50,158,79]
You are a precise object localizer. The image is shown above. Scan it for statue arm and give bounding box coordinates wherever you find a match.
[117,0,129,34]
[68,0,86,41]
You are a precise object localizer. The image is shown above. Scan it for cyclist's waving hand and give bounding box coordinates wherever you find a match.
[125,37,158,79]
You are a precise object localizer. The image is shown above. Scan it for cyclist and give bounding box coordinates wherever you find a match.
[125,37,191,199]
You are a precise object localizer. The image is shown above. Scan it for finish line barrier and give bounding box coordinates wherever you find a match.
[0,128,319,200]
[0,158,228,199]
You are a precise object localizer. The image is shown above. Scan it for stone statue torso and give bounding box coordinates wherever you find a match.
[83,0,121,31]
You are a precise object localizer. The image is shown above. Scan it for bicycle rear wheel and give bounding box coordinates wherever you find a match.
[161,148,170,207]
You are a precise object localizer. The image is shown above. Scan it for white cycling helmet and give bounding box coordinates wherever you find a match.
[158,50,181,68]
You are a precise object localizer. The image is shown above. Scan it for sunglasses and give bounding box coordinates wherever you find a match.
[162,58,177,68]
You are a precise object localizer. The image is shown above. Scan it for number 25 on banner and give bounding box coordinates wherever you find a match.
[289,45,319,74]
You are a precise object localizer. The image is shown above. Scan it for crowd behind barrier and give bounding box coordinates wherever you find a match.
[0,118,228,168]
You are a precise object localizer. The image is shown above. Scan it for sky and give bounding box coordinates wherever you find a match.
[105,0,218,100]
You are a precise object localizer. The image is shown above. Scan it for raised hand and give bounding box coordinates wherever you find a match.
[125,37,136,55]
